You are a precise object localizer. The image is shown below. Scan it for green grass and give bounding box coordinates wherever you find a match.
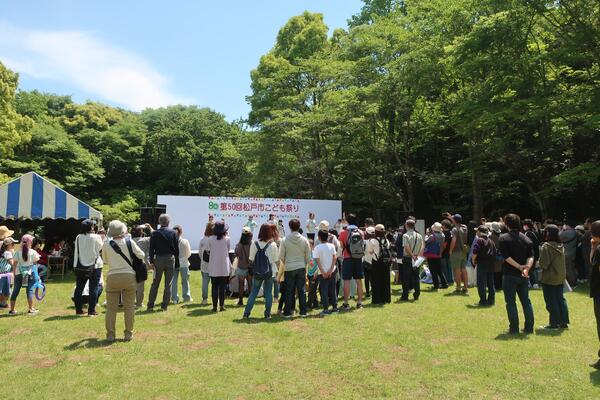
[2,273,600,399]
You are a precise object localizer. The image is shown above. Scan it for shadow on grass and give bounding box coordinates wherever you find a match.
[494,333,530,341]
[44,314,82,321]
[64,338,114,350]
[444,291,468,297]
[181,303,208,309]
[589,369,600,386]
[232,316,286,324]
[534,328,566,337]
[466,304,493,310]
[187,308,219,317]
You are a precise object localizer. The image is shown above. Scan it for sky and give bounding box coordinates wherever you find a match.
[0,0,364,121]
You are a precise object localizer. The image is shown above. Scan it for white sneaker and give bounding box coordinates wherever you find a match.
[201,299,208,305]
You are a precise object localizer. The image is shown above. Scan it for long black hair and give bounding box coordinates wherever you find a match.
[240,231,252,245]
[213,222,227,240]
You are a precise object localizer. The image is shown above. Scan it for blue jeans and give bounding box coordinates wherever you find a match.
[10,274,35,301]
[74,268,102,314]
[542,283,569,326]
[441,257,453,284]
[502,275,534,332]
[244,276,274,317]
[476,264,495,305]
[273,281,279,300]
[172,266,191,302]
[319,274,337,310]
[201,272,210,301]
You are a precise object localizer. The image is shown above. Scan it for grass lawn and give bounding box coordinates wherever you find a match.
[2,272,600,399]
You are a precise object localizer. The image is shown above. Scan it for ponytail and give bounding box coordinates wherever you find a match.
[20,234,34,262]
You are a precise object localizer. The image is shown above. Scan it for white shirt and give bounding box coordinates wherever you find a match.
[199,236,210,273]
[313,243,337,274]
[102,238,145,277]
[365,238,379,263]
[178,238,192,268]
[306,219,316,234]
[249,240,280,277]
[73,233,104,269]
[14,249,40,275]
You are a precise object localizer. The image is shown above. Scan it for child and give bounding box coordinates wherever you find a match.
[306,239,319,310]
[314,230,338,315]
[10,234,40,315]
[0,238,17,308]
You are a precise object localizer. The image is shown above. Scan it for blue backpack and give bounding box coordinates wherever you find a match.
[253,241,272,279]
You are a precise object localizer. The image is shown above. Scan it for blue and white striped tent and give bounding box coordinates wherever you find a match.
[0,172,102,221]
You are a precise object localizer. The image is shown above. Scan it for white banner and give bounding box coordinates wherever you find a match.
[156,195,343,252]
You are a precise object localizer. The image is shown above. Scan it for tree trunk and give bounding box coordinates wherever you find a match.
[468,141,484,220]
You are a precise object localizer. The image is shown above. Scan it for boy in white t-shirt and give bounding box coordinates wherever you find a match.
[313,230,338,315]
[0,237,17,307]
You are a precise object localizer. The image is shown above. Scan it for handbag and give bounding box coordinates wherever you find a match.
[109,239,148,283]
[202,250,210,263]
[74,236,96,278]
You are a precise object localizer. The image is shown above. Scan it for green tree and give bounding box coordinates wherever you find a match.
[0,62,33,158]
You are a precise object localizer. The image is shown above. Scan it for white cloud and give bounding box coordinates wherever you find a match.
[0,21,193,110]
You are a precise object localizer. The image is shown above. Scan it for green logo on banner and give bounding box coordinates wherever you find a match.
[209,201,219,210]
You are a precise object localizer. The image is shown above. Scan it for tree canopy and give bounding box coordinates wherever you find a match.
[1,1,598,226]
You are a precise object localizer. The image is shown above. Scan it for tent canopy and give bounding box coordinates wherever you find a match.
[0,172,102,221]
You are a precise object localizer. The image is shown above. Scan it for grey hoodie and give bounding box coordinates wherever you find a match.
[279,232,311,271]
[559,228,577,259]
[539,241,566,286]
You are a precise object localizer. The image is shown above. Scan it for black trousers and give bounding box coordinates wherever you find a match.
[211,277,227,308]
[428,258,447,289]
[364,262,372,294]
[371,261,391,304]
[401,257,420,300]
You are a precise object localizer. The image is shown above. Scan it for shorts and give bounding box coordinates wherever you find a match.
[450,252,466,270]
[235,268,250,277]
[342,258,364,280]
[0,276,10,296]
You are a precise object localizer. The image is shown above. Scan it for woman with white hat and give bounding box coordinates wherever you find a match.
[424,222,448,290]
[102,220,145,342]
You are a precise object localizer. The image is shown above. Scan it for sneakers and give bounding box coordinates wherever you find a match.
[220,306,226,312]
[201,299,208,306]
[106,336,116,343]
[88,311,98,317]
[124,333,133,342]
[320,310,332,316]
[76,310,85,316]
[8,310,17,315]
[356,303,364,309]
[264,314,272,320]
[28,308,39,315]
[237,300,244,306]
[331,308,340,314]
[341,304,350,311]
[283,313,293,319]
[243,313,250,319]
[540,325,559,330]
[299,313,308,318]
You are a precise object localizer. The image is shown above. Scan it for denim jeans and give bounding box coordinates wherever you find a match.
[244,276,273,317]
[74,268,102,314]
[319,274,337,310]
[201,272,210,300]
[502,274,534,332]
[441,257,453,284]
[10,274,35,301]
[476,264,495,305]
[273,281,280,300]
[284,269,307,316]
[307,276,319,309]
[542,283,569,326]
[171,265,191,303]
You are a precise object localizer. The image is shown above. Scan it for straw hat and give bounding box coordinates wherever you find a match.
[0,226,15,240]
[318,220,330,230]
[431,222,442,233]
[375,224,385,232]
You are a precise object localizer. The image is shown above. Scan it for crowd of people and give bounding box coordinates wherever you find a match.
[1,211,600,368]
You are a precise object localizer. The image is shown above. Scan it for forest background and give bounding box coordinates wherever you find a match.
[1,0,598,227]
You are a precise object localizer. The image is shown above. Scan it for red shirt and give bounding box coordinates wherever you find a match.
[338,227,365,260]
